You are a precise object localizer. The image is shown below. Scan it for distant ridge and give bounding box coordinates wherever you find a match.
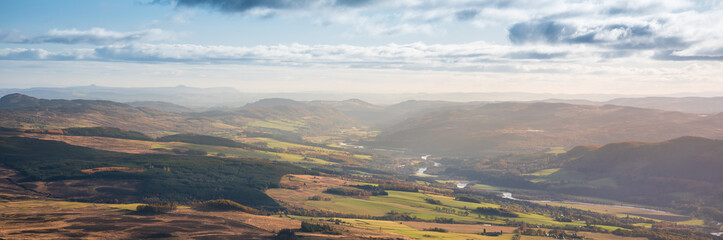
[127,101,194,113]
[373,102,723,156]
[0,93,130,109]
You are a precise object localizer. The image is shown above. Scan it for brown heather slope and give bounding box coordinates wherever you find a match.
[0,94,361,137]
[0,93,215,136]
[373,102,723,156]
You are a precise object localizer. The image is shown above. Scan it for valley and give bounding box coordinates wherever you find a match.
[0,93,721,239]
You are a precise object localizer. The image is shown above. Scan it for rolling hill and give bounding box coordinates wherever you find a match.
[373,102,723,156]
[0,94,363,137]
[605,97,723,114]
[543,96,723,114]
[550,136,723,217]
[0,93,196,135]
[126,101,194,113]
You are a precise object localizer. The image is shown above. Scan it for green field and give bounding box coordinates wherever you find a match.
[523,168,560,176]
[301,190,626,229]
[150,141,335,165]
[545,147,566,154]
[248,120,307,132]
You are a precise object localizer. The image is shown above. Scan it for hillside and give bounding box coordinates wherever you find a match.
[0,85,247,107]
[0,94,364,138]
[230,98,360,135]
[0,136,310,207]
[550,137,723,215]
[373,102,723,156]
[127,101,194,113]
[0,94,205,135]
[311,99,483,128]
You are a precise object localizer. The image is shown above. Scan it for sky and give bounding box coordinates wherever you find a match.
[1,0,722,94]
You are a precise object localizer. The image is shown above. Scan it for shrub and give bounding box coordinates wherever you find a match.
[274,229,298,240]
[423,227,448,233]
[434,217,454,223]
[135,202,177,214]
[308,195,331,201]
[425,198,442,205]
[455,196,481,203]
[191,199,260,214]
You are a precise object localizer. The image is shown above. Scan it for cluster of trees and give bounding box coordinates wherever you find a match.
[135,202,177,214]
[433,217,455,223]
[300,221,340,235]
[378,182,419,192]
[471,207,519,218]
[323,187,387,197]
[433,206,470,217]
[307,195,331,201]
[455,195,481,203]
[349,185,389,196]
[285,207,372,219]
[377,210,419,221]
[190,199,260,214]
[423,227,448,233]
[612,222,716,240]
[424,198,442,205]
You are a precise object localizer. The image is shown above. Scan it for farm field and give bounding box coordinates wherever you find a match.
[532,201,697,224]
[248,119,307,132]
[268,174,635,232]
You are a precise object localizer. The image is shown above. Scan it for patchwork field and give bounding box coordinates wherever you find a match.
[268,174,640,234]
[532,201,696,223]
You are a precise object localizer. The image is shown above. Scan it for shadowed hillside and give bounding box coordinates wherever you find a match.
[550,137,723,219]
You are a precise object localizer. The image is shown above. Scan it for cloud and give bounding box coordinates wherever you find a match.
[172,0,377,13]
[455,9,479,21]
[0,41,588,72]
[0,48,93,60]
[504,51,567,59]
[1,28,173,45]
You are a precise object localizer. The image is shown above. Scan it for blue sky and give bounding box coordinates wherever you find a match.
[1,0,722,94]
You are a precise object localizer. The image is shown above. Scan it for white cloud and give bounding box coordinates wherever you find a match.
[1,28,175,45]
